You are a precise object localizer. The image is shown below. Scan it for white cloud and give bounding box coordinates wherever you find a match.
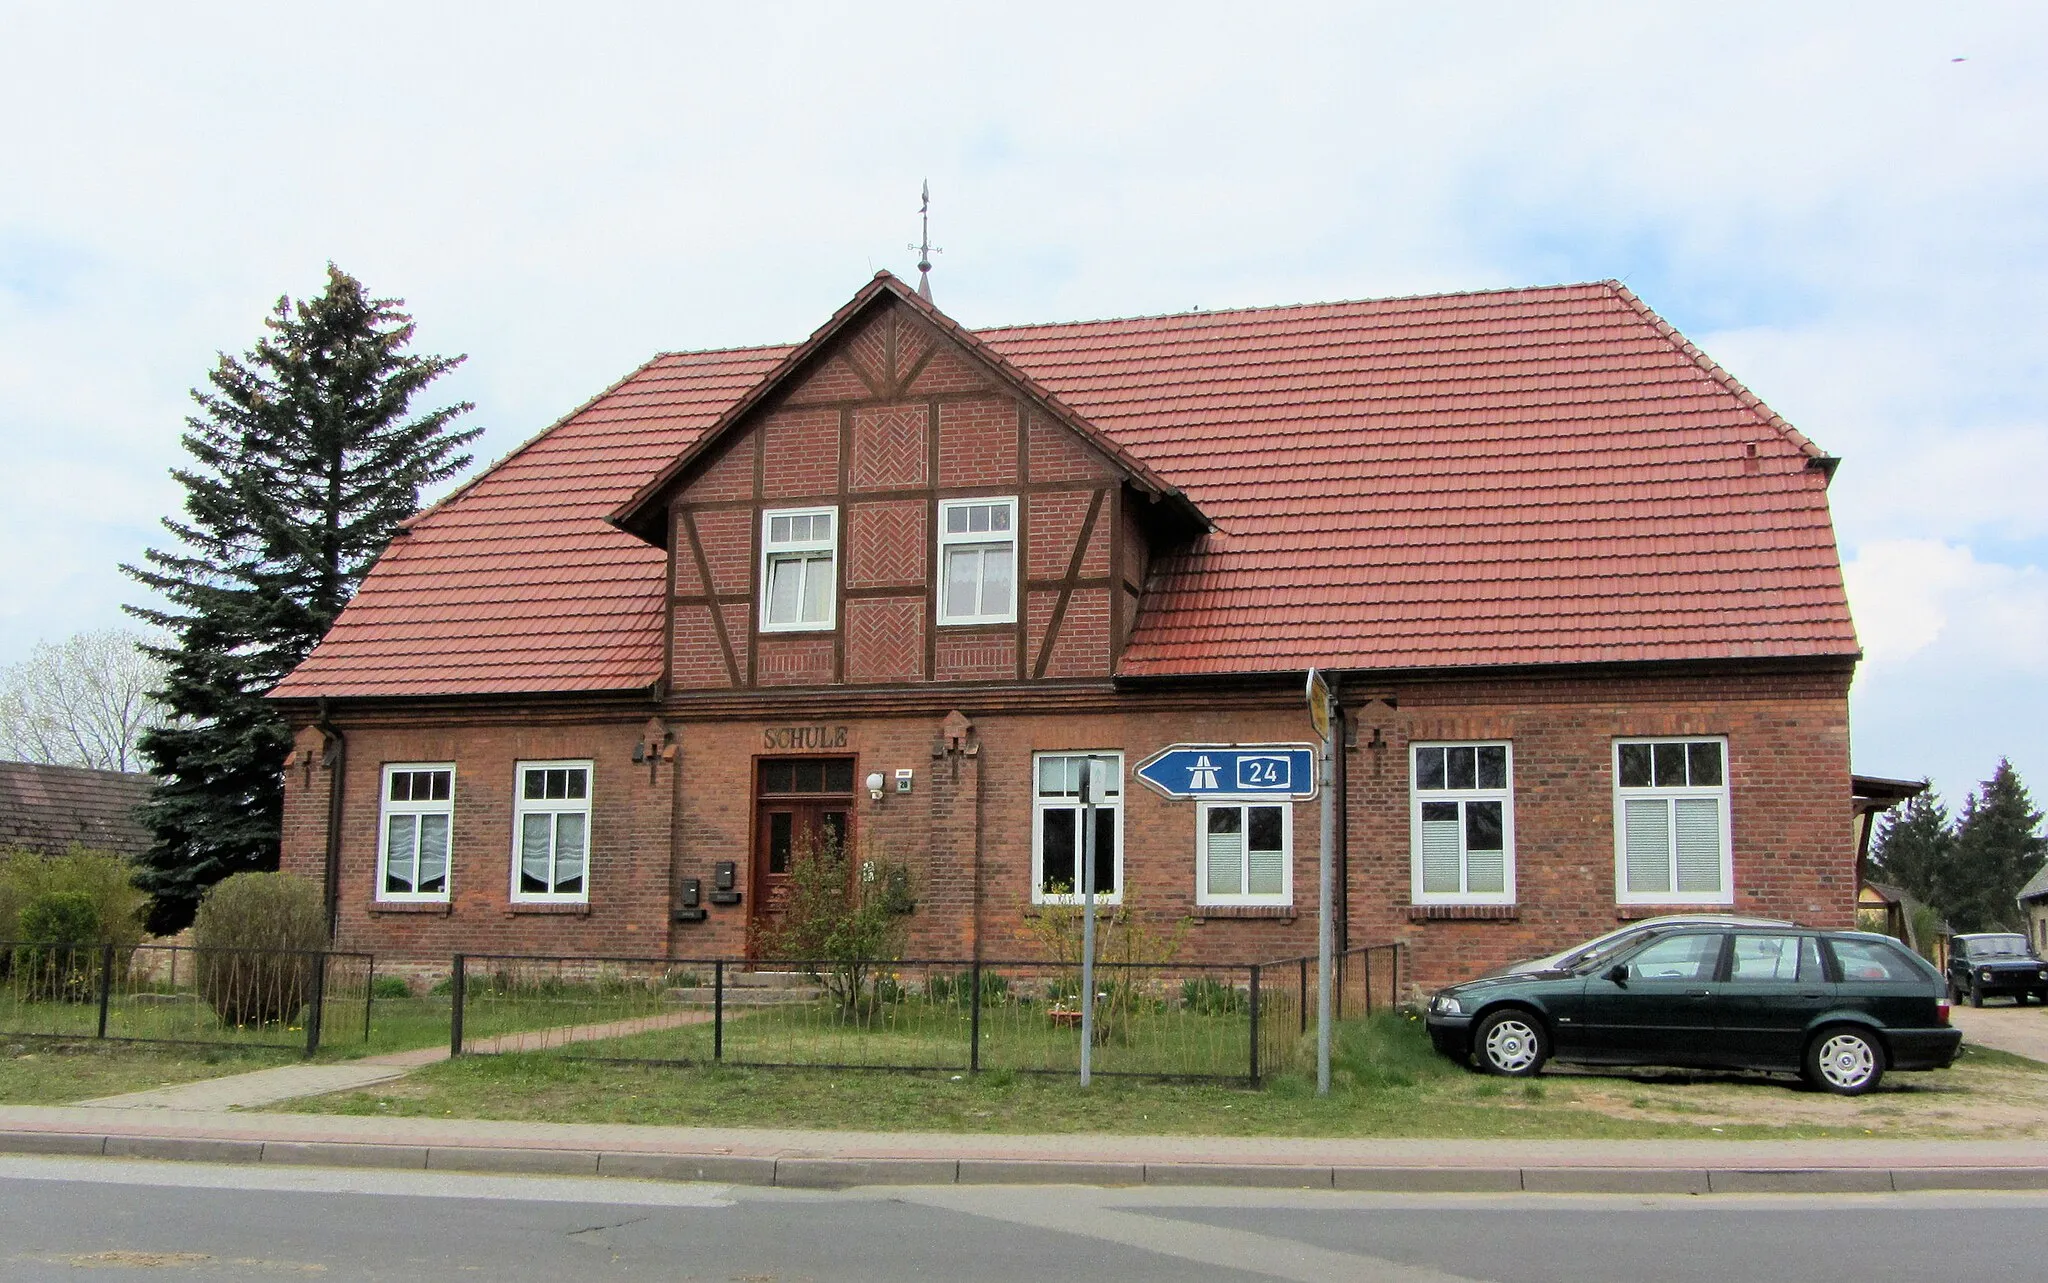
[1845,540,2048,670]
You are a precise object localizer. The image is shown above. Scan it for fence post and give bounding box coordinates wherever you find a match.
[305,953,326,1057]
[713,960,724,1062]
[968,957,982,1073]
[1363,947,1373,1017]
[364,958,376,1042]
[1248,964,1261,1087]
[96,943,115,1040]
[449,955,466,1057]
[1335,950,1346,1023]
[1298,957,1308,1035]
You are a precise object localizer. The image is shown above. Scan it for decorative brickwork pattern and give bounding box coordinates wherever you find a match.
[846,597,924,683]
[850,405,928,491]
[782,354,873,405]
[755,635,834,686]
[933,633,1015,682]
[846,501,928,589]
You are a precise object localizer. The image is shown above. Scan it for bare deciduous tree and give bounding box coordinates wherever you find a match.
[0,629,168,772]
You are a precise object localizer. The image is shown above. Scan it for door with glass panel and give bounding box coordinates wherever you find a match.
[752,758,854,952]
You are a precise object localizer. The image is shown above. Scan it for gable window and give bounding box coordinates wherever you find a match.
[1032,752,1122,904]
[512,760,592,902]
[1197,800,1291,906]
[760,507,837,631]
[1614,738,1731,904]
[937,497,1017,625]
[378,765,452,901]
[1410,743,1514,904]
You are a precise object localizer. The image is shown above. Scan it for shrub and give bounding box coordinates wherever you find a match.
[11,890,105,1001]
[762,829,915,1020]
[189,872,327,1027]
[369,975,412,1000]
[1181,975,1247,1015]
[0,846,147,953]
[927,970,1009,1006]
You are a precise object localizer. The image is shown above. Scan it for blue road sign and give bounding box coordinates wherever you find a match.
[1133,744,1320,800]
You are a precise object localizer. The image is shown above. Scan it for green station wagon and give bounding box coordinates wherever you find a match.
[1425,926,1960,1094]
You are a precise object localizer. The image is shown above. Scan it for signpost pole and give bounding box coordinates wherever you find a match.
[1308,671,1336,1097]
[1079,756,1097,1088]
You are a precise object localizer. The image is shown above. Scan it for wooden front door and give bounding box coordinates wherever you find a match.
[752,757,855,951]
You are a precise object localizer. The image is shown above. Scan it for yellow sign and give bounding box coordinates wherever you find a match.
[1305,669,1331,742]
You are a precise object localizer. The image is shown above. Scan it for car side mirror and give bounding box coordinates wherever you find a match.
[1606,964,1630,986]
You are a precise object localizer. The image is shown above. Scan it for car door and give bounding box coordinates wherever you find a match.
[1576,931,1728,1065]
[1714,933,1831,1069]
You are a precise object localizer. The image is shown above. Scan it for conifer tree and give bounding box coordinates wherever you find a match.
[124,266,478,933]
[1867,785,1952,910]
[1944,760,2046,933]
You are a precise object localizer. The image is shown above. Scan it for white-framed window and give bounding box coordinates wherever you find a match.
[936,497,1017,625]
[377,764,453,901]
[512,760,592,902]
[1032,751,1123,904]
[1410,743,1515,904]
[1197,800,1292,906]
[759,507,838,632]
[1614,737,1732,905]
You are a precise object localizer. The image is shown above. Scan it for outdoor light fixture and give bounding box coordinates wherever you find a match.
[866,771,886,800]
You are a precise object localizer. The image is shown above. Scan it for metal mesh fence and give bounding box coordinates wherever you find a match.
[449,953,1337,1082]
[0,940,376,1054]
[1253,943,1406,1080]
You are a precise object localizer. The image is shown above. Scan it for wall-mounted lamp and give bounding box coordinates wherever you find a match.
[866,771,887,801]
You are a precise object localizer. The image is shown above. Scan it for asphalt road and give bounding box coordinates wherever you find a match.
[5,1155,2048,1282]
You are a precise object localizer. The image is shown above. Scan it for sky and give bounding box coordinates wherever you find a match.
[1,2,2043,809]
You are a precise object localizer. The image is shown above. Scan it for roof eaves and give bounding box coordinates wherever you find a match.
[1606,282,1828,464]
[606,275,906,543]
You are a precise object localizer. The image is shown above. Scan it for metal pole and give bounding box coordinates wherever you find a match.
[1317,723,1335,1096]
[364,958,376,1042]
[96,943,114,1040]
[1079,757,1098,1088]
[305,952,326,1057]
[1299,957,1309,1034]
[713,960,725,1061]
[449,955,466,1058]
[969,956,982,1073]
[1248,964,1261,1086]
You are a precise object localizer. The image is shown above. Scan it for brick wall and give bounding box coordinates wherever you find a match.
[284,665,1855,988]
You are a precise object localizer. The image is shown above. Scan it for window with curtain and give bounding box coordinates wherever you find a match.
[759,507,838,631]
[936,497,1017,625]
[378,765,453,901]
[512,761,592,902]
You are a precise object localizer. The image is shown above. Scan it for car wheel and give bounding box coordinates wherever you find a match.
[1473,1008,1548,1077]
[2019,992,2031,1006]
[1805,1027,1886,1096]
[1970,983,1985,1008]
[1948,978,1962,1004]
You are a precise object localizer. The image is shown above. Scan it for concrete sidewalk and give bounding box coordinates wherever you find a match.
[4,1103,2046,1194]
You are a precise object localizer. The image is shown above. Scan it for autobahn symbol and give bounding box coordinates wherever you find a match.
[1133,744,1320,800]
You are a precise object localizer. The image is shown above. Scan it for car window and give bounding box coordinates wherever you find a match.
[1623,932,1723,981]
[1830,938,1921,983]
[1966,935,2029,958]
[1568,927,1655,972]
[1730,934,1823,983]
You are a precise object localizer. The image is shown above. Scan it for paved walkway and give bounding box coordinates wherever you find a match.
[4,1104,2047,1193]
[1950,1004,2048,1064]
[76,1010,708,1111]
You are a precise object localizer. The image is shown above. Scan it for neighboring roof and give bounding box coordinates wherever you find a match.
[2020,864,2048,906]
[275,277,1859,698]
[0,760,154,859]
[1853,775,1927,814]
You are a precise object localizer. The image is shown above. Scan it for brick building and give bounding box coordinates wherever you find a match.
[271,272,1860,987]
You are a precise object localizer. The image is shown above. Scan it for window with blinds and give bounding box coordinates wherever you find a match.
[1614,738,1731,904]
[1410,743,1514,904]
[1198,801,1291,905]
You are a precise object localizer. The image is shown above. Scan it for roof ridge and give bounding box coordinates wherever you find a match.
[396,352,676,534]
[1604,282,1827,463]
[971,280,1617,335]
[649,339,801,360]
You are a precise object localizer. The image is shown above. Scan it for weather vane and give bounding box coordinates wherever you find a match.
[909,180,941,301]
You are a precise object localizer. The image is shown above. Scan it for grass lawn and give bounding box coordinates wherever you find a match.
[0,1039,295,1105]
[272,1012,2045,1140]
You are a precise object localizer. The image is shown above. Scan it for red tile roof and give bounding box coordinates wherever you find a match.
[272,279,1857,698]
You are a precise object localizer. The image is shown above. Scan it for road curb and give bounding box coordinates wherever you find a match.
[5,1129,2048,1193]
